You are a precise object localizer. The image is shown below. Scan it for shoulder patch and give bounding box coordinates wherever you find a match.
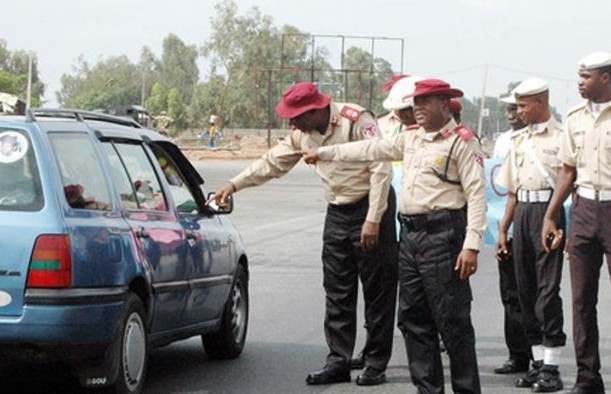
[455,126,475,141]
[340,105,361,122]
[361,122,380,139]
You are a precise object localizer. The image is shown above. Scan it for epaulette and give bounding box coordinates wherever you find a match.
[340,105,361,122]
[406,124,419,131]
[566,102,587,118]
[454,125,475,141]
[511,127,527,139]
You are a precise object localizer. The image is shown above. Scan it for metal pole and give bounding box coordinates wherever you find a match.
[477,64,489,138]
[26,56,33,110]
[310,35,315,82]
[341,36,346,102]
[369,37,375,109]
[267,70,273,149]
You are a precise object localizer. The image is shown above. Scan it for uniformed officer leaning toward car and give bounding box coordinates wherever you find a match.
[301,78,486,394]
[495,78,566,392]
[209,82,398,387]
[542,51,611,394]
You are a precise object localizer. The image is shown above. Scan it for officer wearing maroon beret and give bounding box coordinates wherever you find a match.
[211,82,397,386]
[450,98,463,124]
[543,51,611,394]
[302,78,486,394]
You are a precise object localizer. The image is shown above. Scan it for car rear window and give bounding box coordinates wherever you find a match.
[0,129,44,211]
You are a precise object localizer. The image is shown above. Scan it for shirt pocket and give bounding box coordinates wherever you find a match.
[603,130,611,149]
[541,147,561,168]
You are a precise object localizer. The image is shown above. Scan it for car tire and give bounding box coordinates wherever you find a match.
[202,264,248,359]
[108,293,148,394]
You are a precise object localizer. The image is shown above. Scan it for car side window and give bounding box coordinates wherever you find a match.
[0,129,44,211]
[49,133,112,210]
[149,144,199,214]
[112,142,167,211]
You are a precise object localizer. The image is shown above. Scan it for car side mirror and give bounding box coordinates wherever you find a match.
[206,192,233,214]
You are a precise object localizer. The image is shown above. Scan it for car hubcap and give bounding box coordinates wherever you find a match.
[230,281,246,343]
[123,312,146,391]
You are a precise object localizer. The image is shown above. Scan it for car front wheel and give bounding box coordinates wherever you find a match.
[202,264,248,359]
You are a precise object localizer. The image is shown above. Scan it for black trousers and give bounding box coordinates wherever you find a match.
[397,208,480,394]
[513,202,566,348]
[497,252,531,362]
[322,190,398,371]
[568,195,611,392]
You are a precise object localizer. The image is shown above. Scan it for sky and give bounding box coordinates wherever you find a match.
[3,0,610,116]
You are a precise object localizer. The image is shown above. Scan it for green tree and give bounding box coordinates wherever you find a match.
[340,46,394,115]
[166,87,186,133]
[158,34,199,105]
[58,55,141,110]
[138,46,160,107]
[0,39,44,106]
[145,82,168,116]
[187,74,226,130]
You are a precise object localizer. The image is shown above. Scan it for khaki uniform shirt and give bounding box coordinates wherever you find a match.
[317,118,486,251]
[496,116,563,193]
[230,102,392,223]
[377,111,402,139]
[559,102,611,189]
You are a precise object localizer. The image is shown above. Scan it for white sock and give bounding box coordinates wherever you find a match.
[544,346,562,366]
[532,344,545,362]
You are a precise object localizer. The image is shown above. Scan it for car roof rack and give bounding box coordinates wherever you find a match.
[26,108,142,128]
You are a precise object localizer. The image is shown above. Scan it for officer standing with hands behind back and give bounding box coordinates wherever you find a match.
[542,51,611,394]
[210,82,398,387]
[302,78,486,394]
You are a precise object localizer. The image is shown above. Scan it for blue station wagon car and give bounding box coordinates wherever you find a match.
[0,109,249,393]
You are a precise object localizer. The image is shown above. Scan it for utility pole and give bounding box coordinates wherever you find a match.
[476,64,489,138]
[26,56,33,110]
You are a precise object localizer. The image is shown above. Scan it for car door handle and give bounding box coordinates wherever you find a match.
[135,227,150,238]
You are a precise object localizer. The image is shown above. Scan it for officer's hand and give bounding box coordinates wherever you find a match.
[299,148,320,165]
[360,220,380,252]
[541,217,563,253]
[455,249,478,279]
[495,231,509,262]
[206,182,236,208]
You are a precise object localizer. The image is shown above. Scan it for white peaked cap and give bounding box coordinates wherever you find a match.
[383,76,425,111]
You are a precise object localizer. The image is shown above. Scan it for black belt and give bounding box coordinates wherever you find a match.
[399,208,464,232]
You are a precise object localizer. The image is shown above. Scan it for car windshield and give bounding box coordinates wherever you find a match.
[0,129,44,211]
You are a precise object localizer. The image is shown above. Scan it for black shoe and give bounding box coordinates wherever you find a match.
[306,366,351,385]
[516,360,543,388]
[350,356,365,370]
[494,358,530,374]
[570,385,605,394]
[531,365,563,392]
[356,367,386,386]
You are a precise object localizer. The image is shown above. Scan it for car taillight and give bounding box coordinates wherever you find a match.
[27,235,72,288]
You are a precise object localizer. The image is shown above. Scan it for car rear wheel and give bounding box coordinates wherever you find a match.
[202,264,248,359]
[108,293,148,394]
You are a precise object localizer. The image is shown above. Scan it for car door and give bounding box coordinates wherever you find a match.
[148,142,235,326]
[101,140,190,333]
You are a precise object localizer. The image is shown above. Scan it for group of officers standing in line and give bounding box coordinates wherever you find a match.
[208,50,611,394]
